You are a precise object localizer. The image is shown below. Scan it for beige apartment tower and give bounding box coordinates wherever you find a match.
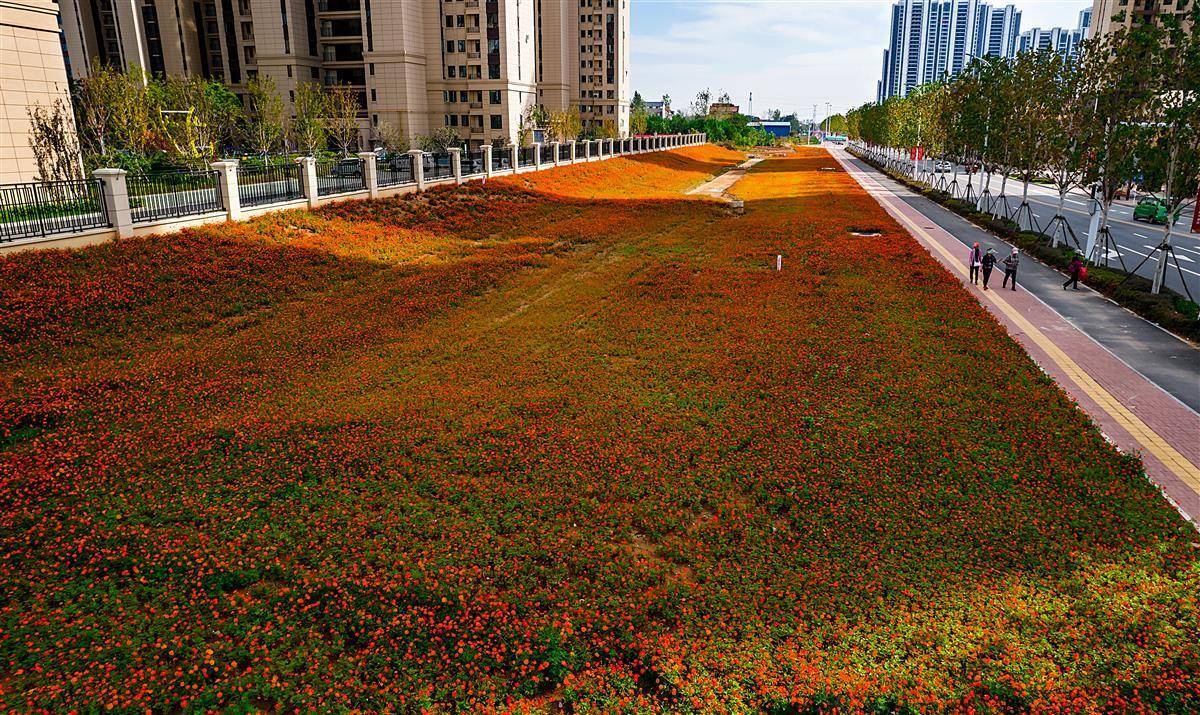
[1089,0,1194,37]
[1,0,76,183]
[59,0,631,148]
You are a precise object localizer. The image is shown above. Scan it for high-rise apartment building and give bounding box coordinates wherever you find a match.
[1,0,76,183]
[1089,0,1193,38]
[59,0,631,149]
[1018,8,1092,57]
[877,1,1022,102]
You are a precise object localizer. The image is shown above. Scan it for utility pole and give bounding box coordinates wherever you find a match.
[824,102,832,136]
[811,104,817,140]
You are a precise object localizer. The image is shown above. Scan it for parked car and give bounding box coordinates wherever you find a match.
[331,158,362,177]
[933,160,952,173]
[1133,197,1169,224]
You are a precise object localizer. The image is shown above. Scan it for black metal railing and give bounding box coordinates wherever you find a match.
[0,178,109,242]
[518,146,536,167]
[558,143,572,161]
[316,158,366,196]
[378,154,414,187]
[424,153,453,180]
[540,144,555,164]
[237,163,303,207]
[491,150,512,172]
[463,150,486,176]
[128,170,223,223]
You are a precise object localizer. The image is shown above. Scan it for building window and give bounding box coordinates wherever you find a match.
[369,62,374,74]
[489,64,500,79]
[459,90,467,101]
[446,40,454,52]
[488,90,500,104]
[448,66,456,77]
[370,88,376,101]
[446,15,453,27]
[450,115,459,126]
[490,114,502,129]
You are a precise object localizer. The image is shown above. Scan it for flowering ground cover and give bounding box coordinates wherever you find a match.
[1,145,1197,712]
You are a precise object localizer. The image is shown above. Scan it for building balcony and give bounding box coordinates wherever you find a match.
[466,0,479,6]
[469,101,482,108]
[467,51,480,59]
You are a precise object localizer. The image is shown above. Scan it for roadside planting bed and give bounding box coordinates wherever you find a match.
[1,146,1196,712]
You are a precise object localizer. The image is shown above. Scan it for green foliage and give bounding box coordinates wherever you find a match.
[645,113,775,147]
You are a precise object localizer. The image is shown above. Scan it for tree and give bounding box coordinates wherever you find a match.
[690,88,711,118]
[373,120,408,154]
[1138,7,1200,295]
[1007,49,1057,231]
[290,82,328,156]
[325,85,362,156]
[630,91,648,134]
[1037,50,1090,248]
[518,104,547,146]
[243,75,285,157]
[1078,27,1156,265]
[417,126,463,153]
[151,76,242,168]
[27,98,83,181]
[72,62,154,171]
[546,107,583,142]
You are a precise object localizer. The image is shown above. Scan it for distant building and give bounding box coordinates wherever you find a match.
[709,102,739,117]
[1,0,75,183]
[57,0,632,149]
[1018,8,1091,59]
[749,121,790,138]
[644,100,671,118]
[877,1,1023,102]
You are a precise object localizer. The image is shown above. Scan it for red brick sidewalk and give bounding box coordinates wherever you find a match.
[834,150,1200,524]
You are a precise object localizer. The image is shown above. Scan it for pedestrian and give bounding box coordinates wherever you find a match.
[1002,248,1019,291]
[981,248,997,290]
[1063,253,1083,290]
[968,242,982,285]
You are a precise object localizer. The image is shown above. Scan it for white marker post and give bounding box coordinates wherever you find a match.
[776,254,782,271]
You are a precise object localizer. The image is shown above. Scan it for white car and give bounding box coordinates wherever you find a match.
[933,160,953,173]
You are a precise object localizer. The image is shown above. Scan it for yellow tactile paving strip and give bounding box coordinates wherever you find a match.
[836,153,1200,502]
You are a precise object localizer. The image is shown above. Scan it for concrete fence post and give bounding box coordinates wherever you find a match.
[568,140,576,163]
[510,144,519,172]
[296,156,319,208]
[208,160,241,222]
[550,141,561,165]
[534,143,543,171]
[92,168,133,238]
[408,149,426,190]
[483,145,494,178]
[357,151,379,198]
[449,147,463,184]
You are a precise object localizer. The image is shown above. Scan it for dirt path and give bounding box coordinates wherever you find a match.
[686,157,762,201]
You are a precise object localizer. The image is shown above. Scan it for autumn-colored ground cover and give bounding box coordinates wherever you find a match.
[1,145,1197,712]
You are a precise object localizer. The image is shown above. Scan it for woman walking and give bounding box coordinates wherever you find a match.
[1064,254,1083,290]
[969,242,983,285]
[981,248,997,290]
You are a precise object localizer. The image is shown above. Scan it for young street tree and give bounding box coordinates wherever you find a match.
[290,82,329,156]
[326,85,362,156]
[26,98,83,182]
[1039,50,1090,249]
[72,63,154,170]
[243,76,285,158]
[152,76,241,169]
[1140,8,1200,295]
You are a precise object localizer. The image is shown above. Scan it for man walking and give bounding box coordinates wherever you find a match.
[1002,248,1019,291]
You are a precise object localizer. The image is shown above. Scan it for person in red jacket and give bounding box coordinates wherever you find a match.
[1064,254,1084,290]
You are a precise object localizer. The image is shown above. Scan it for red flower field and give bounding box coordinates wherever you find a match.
[0,146,1197,712]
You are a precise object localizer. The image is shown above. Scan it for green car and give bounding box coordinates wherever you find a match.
[1133,197,1169,224]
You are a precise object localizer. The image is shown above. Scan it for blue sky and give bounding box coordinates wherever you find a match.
[630,0,1091,119]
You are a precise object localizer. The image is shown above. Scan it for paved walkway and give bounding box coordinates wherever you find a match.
[831,148,1200,524]
[687,158,762,201]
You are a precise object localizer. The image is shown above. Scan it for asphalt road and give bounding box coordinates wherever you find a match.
[840,149,1200,412]
[922,163,1199,298]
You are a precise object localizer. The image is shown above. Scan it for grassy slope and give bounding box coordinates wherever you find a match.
[0,146,1196,713]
